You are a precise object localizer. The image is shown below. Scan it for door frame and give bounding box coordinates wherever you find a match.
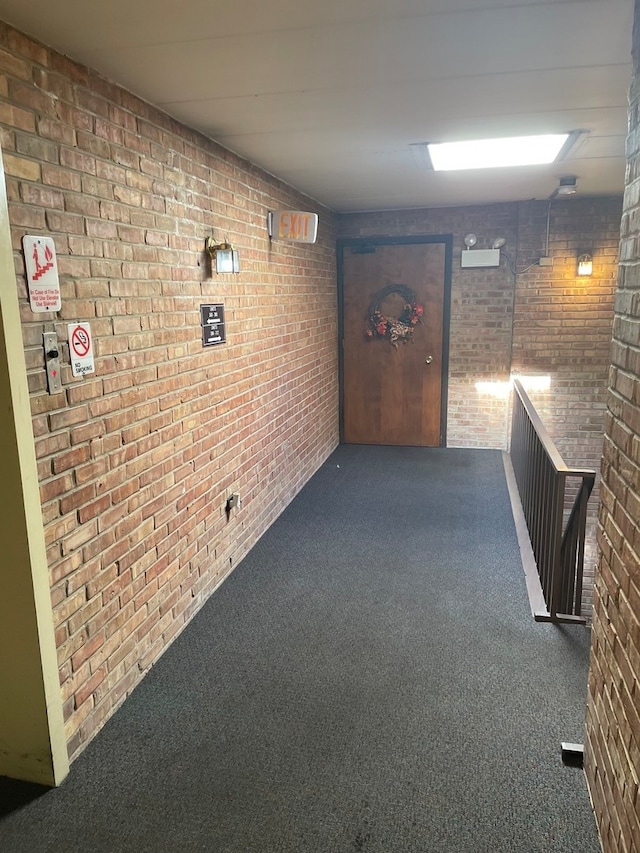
[337,234,453,447]
[0,146,69,786]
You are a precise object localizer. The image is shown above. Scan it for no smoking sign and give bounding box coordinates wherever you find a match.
[68,323,95,377]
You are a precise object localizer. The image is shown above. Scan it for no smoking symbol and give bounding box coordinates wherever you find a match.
[71,326,90,357]
[68,322,95,377]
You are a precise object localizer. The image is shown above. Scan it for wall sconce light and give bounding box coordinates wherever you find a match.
[577,253,593,276]
[205,237,240,274]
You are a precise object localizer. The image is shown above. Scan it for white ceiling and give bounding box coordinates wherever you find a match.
[0,0,633,212]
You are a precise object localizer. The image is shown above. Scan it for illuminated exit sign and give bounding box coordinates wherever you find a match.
[267,210,318,244]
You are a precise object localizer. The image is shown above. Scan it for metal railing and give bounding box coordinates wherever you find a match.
[509,379,595,623]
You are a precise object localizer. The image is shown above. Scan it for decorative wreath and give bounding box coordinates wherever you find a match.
[365,284,424,348]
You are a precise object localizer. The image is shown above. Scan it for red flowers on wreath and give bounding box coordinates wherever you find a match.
[365,285,424,348]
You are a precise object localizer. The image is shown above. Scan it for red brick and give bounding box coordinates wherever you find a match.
[70,632,105,672]
[20,183,63,209]
[3,18,334,765]
[582,26,640,853]
[74,665,108,709]
[53,445,91,474]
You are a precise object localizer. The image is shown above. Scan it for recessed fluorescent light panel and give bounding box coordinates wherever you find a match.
[427,134,570,171]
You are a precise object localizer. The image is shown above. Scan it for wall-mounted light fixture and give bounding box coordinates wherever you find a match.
[577,253,593,276]
[205,237,240,274]
[556,175,578,196]
[461,233,502,268]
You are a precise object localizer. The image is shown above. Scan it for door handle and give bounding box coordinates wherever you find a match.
[425,355,434,364]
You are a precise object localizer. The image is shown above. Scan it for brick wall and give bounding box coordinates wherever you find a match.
[339,205,519,448]
[513,198,622,604]
[513,198,621,454]
[339,199,620,612]
[584,2,640,848]
[0,12,626,767]
[339,201,619,450]
[0,23,339,759]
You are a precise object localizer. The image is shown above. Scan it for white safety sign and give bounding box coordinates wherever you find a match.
[68,323,95,377]
[23,235,62,313]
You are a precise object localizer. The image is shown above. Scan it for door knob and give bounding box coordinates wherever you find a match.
[425,355,434,364]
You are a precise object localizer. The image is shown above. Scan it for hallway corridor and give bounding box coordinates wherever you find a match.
[0,447,599,852]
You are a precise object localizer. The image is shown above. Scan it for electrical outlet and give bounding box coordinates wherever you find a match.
[539,256,553,266]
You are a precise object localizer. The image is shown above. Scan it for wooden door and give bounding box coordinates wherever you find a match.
[341,240,449,446]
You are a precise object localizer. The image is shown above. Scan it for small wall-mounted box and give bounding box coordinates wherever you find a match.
[461,248,500,268]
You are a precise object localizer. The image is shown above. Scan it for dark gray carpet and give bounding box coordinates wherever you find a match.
[0,446,600,852]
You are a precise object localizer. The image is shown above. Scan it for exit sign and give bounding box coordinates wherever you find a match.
[268,210,318,244]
